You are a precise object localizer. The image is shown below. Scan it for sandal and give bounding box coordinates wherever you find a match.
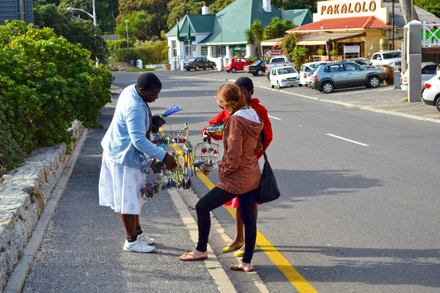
[178,251,208,261]
[230,262,254,272]
[234,245,258,257]
[222,242,244,253]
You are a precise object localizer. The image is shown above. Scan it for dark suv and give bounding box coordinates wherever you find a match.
[184,57,216,71]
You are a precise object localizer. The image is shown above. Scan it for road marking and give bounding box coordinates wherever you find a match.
[165,133,317,292]
[326,133,369,147]
[268,115,281,120]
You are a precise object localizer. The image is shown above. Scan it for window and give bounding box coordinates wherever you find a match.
[422,65,437,74]
[383,52,401,59]
[372,54,381,60]
[184,41,192,56]
[325,64,344,73]
[343,63,360,71]
[201,46,207,56]
[171,40,177,57]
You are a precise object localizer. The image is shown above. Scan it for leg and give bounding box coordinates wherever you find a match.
[179,187,236,261]
[120,214,137,237]
[234,208,244,244]
[237,190,257,264]
[237,205,258,253]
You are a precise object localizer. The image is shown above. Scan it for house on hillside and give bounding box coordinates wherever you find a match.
[0,0,34,25]
[165,0,312,69]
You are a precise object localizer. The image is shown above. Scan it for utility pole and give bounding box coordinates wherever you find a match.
[399,0,418,24]
[19,0,25,21]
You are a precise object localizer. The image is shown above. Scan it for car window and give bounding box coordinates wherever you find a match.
[383,52,401,59]
[344,63,360,71]
[272,58,284,63]
[422,65,437,74]
[372,54,381,60]
[278,67,296,74]
[325,64,344,73]
[271,69,277,75]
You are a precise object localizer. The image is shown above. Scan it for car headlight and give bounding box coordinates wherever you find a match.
[281,79,287,82]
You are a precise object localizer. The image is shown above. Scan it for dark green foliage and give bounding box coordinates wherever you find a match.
[34,4,109,63]
[0,21,112,175]
[110,41,168,64]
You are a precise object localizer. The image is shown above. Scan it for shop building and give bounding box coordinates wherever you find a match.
[282,0,439,61]
[165,0,312,69]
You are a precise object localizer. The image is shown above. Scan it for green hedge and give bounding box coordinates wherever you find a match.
[0,21,112,176]
[110,40,168,64]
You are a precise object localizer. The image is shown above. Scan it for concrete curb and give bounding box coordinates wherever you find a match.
[4,129,89,293]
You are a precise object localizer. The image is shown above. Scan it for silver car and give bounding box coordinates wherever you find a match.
[311,61,387,93]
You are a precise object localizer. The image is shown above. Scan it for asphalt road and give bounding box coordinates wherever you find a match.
[24,69,440,292]
[135,70,440,293]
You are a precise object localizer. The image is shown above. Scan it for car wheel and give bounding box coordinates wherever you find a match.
[436,95,440,112]
[321,81,334,93]
[203,67,206,70]
[269,81,274,88]
[257,70,263,76]
[226,70,230,73]
[231,67,237,73]
[196,65,200,71]
[276,81,280,89]
[368,76,381,88]
[212,64,216,69]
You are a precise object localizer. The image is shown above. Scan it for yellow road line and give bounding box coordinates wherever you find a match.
[162,130,317,292]
[196,167,317,293]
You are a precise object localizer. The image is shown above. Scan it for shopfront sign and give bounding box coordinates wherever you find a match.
[264,50,282,57]
[344,45,360,54]
[314,0,388,24]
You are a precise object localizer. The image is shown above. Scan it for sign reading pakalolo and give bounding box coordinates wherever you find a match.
[313,0,388,24]
[264,50,282,57]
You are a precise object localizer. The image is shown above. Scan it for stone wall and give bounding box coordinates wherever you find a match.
[0,120,84,290]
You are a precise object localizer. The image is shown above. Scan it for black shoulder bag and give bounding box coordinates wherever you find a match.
[256,133,280,204]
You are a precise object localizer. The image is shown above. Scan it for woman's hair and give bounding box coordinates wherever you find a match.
[217,83,246,115]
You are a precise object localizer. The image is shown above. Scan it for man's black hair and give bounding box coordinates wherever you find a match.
[136,73,162,91]
[234,77,254,93]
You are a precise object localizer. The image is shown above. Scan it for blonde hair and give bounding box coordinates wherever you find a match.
[217,83,246,116]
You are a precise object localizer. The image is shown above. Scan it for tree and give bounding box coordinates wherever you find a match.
[414,0,440,17]
[59,0,119,33]
[252,20,264,58]
[280,33,300,59]
[209,0,234,13]
[167,0,204,29]
[118,0,168,39]
[116,11,153,41]
[245,28,256,44]
[34,4,109,63]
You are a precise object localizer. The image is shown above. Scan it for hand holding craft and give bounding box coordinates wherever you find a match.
[163,153,177,170]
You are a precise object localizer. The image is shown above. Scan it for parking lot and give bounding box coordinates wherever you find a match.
[167,68,440,122]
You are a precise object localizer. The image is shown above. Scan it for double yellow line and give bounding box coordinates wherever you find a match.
[167,140,317,292]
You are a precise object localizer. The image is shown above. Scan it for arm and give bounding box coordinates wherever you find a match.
[218,118,243,177]
[254,105,273,159]
[201,110,229,140]
[126,106,166,160]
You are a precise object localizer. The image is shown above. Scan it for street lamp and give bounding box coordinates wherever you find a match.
[67,0,98,66]
[125,20,130,49]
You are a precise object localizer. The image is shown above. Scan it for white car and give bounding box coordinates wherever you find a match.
[269,67,300,89]
[300,61,331,86]
[422,73,440,112]
[370,50,402,69]
[401,62,438,91]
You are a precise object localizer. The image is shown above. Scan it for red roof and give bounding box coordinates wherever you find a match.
[288,16,391,32]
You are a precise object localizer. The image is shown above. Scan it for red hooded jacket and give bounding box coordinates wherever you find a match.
[202,98,273,159]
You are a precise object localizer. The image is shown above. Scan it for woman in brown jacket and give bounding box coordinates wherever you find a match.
[179,84,263,272]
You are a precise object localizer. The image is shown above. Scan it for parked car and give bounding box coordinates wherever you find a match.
[225,57,253,73]
[311,61,386,93]
[347,58,370,66]
[269,66,300,89]
[422,73,440,112]
[370,50,402,69]
[244,60,266,76]
[265,56,295,78]
[184,57,216,71]
[300,61,331,86]
[401,62,438,91]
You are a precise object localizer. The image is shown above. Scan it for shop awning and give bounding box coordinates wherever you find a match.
[297,32,365,45]
[261,38,283,47]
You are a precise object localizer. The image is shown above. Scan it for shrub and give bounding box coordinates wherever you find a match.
[0,20,112,175]
[316,48,325,55]
[110,40,168,64]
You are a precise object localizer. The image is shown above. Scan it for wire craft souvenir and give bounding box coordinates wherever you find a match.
[193,141,220,175]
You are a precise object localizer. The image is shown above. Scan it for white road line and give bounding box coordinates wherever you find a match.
[268,115,281,120]
[326,133,369,147]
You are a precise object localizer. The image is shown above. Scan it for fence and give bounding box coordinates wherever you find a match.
[422,22,440,48]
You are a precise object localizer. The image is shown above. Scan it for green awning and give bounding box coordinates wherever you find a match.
[230,45,246,50]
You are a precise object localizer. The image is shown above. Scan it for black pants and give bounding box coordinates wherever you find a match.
[195,187,257,263]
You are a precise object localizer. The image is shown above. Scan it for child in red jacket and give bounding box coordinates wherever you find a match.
[202,77,273,256]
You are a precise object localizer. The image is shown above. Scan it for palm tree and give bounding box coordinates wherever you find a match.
[251,20,263,58]
[245,28,256,44]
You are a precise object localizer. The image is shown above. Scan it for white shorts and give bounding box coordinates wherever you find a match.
[98,154,146,214]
